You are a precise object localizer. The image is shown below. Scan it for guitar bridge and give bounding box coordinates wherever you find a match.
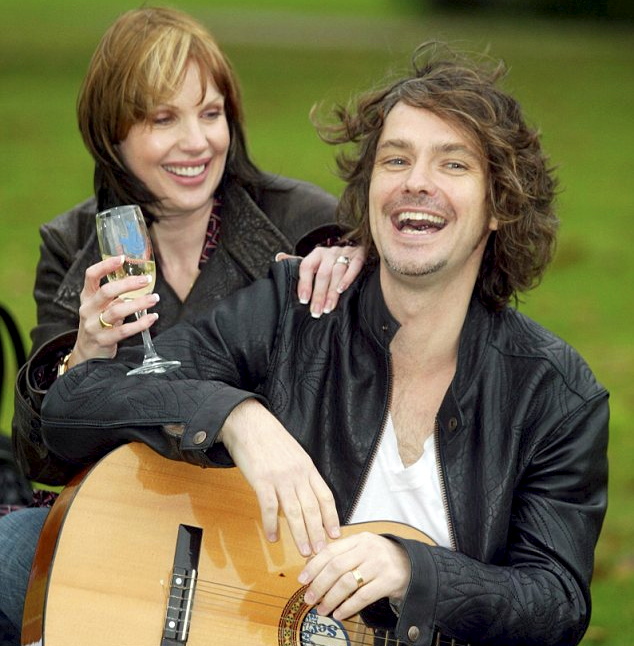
[161,524,202,645]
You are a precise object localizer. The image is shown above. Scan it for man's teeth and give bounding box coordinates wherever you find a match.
[164,164,205,177]
[397,211,445,226]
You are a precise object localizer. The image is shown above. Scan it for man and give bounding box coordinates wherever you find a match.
[41,44,608,645]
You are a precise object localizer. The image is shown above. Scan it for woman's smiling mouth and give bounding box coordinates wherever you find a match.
[163,163,207,178]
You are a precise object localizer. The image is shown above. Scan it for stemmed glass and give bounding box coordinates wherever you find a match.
[96,204,181,376]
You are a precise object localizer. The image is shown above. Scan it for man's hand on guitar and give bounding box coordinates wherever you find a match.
[218,398,341,557]
[298,532,411,621]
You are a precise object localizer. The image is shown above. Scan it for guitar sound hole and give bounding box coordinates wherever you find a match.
[279,587,352,646]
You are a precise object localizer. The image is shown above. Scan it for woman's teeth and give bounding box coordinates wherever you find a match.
[164,164,205,177]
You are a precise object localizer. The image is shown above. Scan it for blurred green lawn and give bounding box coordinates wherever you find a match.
[1,0,633,642]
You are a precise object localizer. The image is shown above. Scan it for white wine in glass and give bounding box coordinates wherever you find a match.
[96,204,181,375]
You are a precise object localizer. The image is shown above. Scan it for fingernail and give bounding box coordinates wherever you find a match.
[151,293,160,303]
[311,309,322,319]
[330,526,341,539]
[267,532,278,543]
[304,590,316,605]
[299,292,309,305]
[144,275,153,284]
[323,300,333,314]
[274,252,284,262]
[298,571,309,585]
[314,540,326,553]
[336,284,347,294]
[300,543,311,557]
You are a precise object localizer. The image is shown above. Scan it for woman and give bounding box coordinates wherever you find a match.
[1,7,363,640]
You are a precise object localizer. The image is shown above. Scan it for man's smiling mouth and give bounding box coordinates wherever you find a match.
[395,211,447,234]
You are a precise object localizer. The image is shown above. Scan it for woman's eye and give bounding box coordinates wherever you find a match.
[151,113,173,126]
[203,108,223,120]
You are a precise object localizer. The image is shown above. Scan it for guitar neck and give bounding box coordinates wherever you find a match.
[436,631,471,646]
[373,629,470,646]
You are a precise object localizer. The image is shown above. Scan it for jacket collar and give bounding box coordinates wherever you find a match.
[358,267,401,351]
[433,296,494,440]
[58,186,294,301]
[454,297,495,397]
[53,198,101,315]
[358,266,494,359]
[218,181,294,281]
[358,266,495,422]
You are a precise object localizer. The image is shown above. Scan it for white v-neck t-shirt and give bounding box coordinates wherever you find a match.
[348,414,451,548]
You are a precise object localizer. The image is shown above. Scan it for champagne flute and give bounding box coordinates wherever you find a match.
[96,204,181,376]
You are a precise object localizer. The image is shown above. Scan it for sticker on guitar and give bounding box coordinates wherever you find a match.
[282,587,351,646]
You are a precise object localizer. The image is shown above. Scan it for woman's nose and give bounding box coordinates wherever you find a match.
[178,119,208,152]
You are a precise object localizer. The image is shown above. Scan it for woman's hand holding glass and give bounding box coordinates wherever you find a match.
[70,255,161,368]
[95,204,180,375]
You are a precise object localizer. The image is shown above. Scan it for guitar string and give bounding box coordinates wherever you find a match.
[165,576,464,646]
[168,575,456,646]
[165,576,404,645]
[179,593,375,646]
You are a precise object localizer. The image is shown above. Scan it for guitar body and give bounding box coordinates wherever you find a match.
[23,443,432,646]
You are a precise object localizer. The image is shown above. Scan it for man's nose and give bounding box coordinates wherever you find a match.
[403,162,435,195]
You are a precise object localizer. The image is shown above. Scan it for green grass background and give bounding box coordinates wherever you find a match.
[1,1,632,642]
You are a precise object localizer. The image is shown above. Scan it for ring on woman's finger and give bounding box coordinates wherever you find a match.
[335,255,351,266]
[98,311,113,329]
[351,568,365,589]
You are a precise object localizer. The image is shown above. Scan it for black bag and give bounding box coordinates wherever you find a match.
[0,304,32,507]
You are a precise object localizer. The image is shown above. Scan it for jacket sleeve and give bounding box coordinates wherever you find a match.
[13,331,81,484]
[12,210,93,484]
[40,264,294,472]
[390,391,609,646]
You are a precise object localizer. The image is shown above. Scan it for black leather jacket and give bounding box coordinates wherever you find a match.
[13,175,339,483]
[41,262,609,646]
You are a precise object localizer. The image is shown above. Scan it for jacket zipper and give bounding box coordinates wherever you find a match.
[435,421,458,552]
[345,350,394,523]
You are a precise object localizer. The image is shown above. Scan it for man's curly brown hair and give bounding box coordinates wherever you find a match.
[316,43,559,311]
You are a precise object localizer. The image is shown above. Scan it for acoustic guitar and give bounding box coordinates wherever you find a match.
[22,442,434,646]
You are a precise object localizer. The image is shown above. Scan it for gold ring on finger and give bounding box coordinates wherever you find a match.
[99,311,113,329]
[351,568,365,589]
